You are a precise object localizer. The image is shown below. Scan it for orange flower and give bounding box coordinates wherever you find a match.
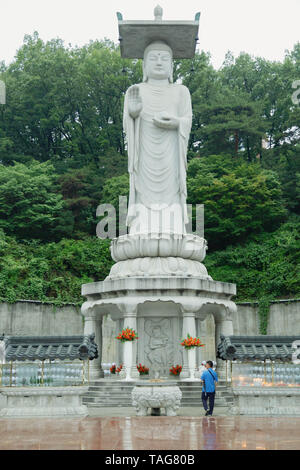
[181,335,205,349]
[170,364,182,376]
[116,327,139,342]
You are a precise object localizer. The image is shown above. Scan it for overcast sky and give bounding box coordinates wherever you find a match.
[1,0,300,68]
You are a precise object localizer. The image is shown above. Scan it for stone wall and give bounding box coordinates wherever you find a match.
[0,301,83,336]
[1,299,299,363]
[233,300,300,336]
[196,315,216,364]
[231,304,260,335]
[267,301,300,335]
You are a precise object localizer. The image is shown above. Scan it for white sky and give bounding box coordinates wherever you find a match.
[1,0,300,69]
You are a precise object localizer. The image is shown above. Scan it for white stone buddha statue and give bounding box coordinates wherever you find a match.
[123,41,192,236]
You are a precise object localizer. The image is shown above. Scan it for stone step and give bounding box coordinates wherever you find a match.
[83,402,231,408]
[89,379,229,384]
[88,386,134,392]
[84,393,232,399]
[87,388,133,393]
[83,389,232,398]
[82,379,234,409]
[88,380,230,387]
[85,406,230,413]
[84,398,231,407]
[84,404,131,408]
[85,387,230,395]
[88,383,134,388]
[88,386,221,392]
[83,396,232,404]
[83,399,132,405]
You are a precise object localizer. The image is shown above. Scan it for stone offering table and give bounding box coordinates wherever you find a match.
[131,381,182,416]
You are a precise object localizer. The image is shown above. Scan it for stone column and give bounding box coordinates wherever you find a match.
[215,318,233,381]
[120,313,139,380]
[181,312,196,379]
[84,316,104,380]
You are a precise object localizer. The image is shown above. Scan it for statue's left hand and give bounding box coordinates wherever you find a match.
[153,112,179,130]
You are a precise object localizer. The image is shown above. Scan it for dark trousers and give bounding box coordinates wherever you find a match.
[202,391,215,415]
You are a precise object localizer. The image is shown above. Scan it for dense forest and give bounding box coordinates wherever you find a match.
[0,33,299,331]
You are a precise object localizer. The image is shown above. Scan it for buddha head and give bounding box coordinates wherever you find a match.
[143,41,173,83]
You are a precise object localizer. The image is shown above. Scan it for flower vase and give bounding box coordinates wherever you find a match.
[139,374,149,380]
[123,341,134,381]
[170,374,180,380]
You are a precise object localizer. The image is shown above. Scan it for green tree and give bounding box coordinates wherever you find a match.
[0,231,113,304]
[0,34,142,168]
[187,155,287,249]
[262,144,300,214]
[205,215,300,301]
[0,161,72,240]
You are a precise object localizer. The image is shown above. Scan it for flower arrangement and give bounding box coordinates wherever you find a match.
[137,363,149,375]
[116,327,139,342]
[169,365,182,376]
[181,334,205,350]
[110,364,122,374]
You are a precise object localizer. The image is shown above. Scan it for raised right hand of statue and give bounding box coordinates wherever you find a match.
[128,85,143,119]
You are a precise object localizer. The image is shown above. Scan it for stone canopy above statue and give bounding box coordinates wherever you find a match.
[117,5,200,59]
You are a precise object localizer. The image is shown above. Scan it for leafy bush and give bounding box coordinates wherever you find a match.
[0,216,298,306]
[205,216,300,301]
[0,231,112,305]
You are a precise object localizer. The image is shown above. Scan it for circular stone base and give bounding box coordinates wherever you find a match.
[106,257,212,280]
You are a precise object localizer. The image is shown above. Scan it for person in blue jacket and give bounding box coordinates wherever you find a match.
[200,360,218,416]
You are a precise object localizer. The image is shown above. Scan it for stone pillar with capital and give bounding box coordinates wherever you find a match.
[84,315,104,380]
[181,311,197,379]
[119,306,139,380]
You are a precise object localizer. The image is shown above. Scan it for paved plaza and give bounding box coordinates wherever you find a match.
[0,412,299,450]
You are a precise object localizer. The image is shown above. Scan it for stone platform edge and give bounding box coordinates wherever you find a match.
[82,277,236,297]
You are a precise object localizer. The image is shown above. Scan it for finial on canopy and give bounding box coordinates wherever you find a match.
[154,5,163,21]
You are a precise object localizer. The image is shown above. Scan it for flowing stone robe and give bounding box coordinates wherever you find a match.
[124,82,192,235]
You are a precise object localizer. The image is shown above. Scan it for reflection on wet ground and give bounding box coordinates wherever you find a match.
[0,415,299,450]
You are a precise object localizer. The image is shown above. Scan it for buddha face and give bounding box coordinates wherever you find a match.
[144,49,172,81]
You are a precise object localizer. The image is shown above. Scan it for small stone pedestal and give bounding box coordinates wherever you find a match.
[131,381,182,416]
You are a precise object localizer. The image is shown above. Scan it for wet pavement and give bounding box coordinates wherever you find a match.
[0,415,299,450]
